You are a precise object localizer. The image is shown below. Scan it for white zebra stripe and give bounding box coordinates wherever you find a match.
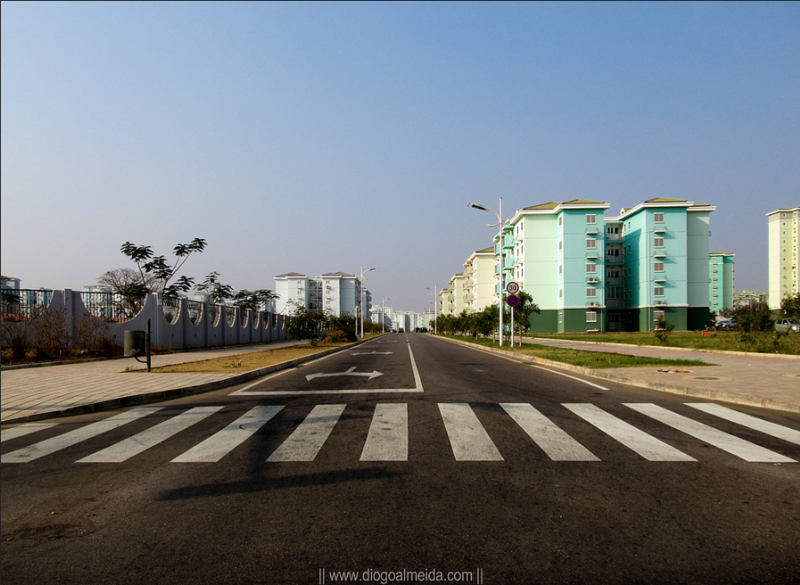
[686,403,800,446]
[625,403,796,463]
[172,405,283,463]
[501,403,599,461]
[360,403,408,461]
[438,403,503,461]
[563,403,695,462]
[268,404,346,462]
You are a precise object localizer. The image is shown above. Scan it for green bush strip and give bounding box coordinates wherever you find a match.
[527,330,800,355]
[444,335,714,369]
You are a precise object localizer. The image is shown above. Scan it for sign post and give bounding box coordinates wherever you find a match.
[506,284,520,348]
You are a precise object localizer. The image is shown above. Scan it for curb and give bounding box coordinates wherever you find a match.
[1,338,374,425]
[440,337,800,415]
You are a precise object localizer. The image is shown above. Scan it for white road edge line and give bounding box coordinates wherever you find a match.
[532,365,609,391]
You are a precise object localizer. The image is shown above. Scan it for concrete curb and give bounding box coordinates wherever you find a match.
[2,338,374,425]
[440,336,800,415]
[527,337,800,359]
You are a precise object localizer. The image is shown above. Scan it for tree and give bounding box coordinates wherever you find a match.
[731,302,774,332]
[120,238,206,300]
[230,289,279,312]
[97,268,159,318]
[508,291,540,338]
[284,304,327,345]
[780,292,800,319]
[196,271,233,304]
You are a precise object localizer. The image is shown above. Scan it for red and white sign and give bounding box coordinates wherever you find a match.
[506,281,520,295]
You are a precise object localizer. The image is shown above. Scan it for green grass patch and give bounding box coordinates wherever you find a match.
[444,335,714,369]
[526,330,800,355]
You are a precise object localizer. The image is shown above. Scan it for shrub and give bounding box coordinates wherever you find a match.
[33,306,70,359]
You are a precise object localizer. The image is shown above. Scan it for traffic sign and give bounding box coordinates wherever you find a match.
[506,294,520,307]
[506,281,520,295]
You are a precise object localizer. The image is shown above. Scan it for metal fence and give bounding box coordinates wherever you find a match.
[1,289,53,320]
[79,291,143,322]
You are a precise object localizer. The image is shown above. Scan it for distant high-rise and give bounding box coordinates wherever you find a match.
[767,206,800,309]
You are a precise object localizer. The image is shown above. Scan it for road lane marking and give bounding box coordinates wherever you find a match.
[1,408,162,464]
[500,403,599,461]
[351,351,393,355]
[439,403,503,461]
[268,404,346,462]
[234,342,424,395]
[1,423,59,443]
[686,403,800,446]
[172,405,284,463]
[78,406,223,463]
[563,403,695,461]
[306,367,384,381]
[360,403,408,461]
[625,403,796,463]
[532,366,609,391]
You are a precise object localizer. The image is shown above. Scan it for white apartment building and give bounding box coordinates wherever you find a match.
[767,206,800,308]
[463,247,496,313]
[274,272,368,317]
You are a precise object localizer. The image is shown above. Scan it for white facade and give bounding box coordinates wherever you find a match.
[274,272,365,316]
[767,206,800,309]
[463,247,496,313]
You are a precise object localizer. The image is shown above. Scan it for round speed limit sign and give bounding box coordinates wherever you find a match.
[506,281,520,295]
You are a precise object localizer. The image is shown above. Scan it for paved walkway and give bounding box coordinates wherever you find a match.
[0,341,307,424]
[2,337,799,425]
[523,337,800,413]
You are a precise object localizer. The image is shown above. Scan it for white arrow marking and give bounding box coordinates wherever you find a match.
[306,367,384,381]
[351,351,393,355]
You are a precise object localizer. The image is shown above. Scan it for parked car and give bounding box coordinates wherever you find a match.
[717,319,736,330]
[774,318,800,333]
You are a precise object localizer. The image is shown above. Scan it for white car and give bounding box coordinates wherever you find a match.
[774,318,800,333]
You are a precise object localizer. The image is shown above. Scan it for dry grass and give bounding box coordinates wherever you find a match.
[146,343,349,373]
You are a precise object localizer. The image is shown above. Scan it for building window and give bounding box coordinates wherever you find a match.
[559,289,563,298]
[559,265,562,274]
[586,263,597,273]
[559,241,563,250]
[586,312,597,323]
[586,288,597,298]
[586,214,596,224]
[654,310,665,321]
[654,237,665,248]
[654,262,665,272]
[654,212,665,223]
[586,239,597,249]
[559,216,562,226]
[655,287,665,296]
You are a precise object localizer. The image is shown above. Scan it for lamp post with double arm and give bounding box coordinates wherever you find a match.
[468,199,506,346]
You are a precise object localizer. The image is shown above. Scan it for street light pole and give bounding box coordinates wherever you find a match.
[468,198,506,346]
[426,286,438,334]
[381,297,390,333]
[360,266,377,338]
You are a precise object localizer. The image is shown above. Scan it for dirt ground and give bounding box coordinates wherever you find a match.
[145,343,349,374]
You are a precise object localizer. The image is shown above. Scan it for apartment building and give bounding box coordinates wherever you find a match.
[767,206,800,309]
[462,247,496,314]
[440,272,469,316]
[274,272,369,317]
[709,252,735,313]
[494,198,714,332]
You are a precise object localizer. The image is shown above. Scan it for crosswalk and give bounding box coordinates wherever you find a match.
[2,402,798,465]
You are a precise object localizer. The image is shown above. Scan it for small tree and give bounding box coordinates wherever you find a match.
[230,289,279,312]
[780,292,800,319]
[120,238,206,300]
[196,271,234,304]
[509,291,540,339]
[654,314,675,344]
[284,305,327,346]
[97,268,159,318]
[731,302,773,332]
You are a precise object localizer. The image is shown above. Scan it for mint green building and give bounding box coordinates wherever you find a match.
[709,252,735,314]
[500,198,715,332]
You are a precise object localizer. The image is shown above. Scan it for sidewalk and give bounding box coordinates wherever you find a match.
[0,341,314,424]
[522,337,800,414]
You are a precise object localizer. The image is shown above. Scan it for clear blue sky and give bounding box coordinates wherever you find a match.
[2,1,798,312]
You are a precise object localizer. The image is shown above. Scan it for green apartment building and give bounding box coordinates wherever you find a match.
[497,198,715,332]
[709,252,735,313]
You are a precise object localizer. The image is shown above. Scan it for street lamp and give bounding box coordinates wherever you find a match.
[360,266,377,338]
[426,286,438,334]
[468,199,507,346]
[381,297,390,333]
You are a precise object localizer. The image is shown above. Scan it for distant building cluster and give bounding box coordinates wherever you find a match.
[438,199,799,332]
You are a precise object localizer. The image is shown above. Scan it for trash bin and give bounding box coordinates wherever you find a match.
[124,330,146,356]
[701,329,709,337]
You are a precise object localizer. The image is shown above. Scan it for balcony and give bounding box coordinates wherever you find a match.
[586,276,599,284]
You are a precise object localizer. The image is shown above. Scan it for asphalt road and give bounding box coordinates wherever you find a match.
[2,333,799,585]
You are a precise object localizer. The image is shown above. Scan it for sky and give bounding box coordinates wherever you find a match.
[2,1,799,313]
